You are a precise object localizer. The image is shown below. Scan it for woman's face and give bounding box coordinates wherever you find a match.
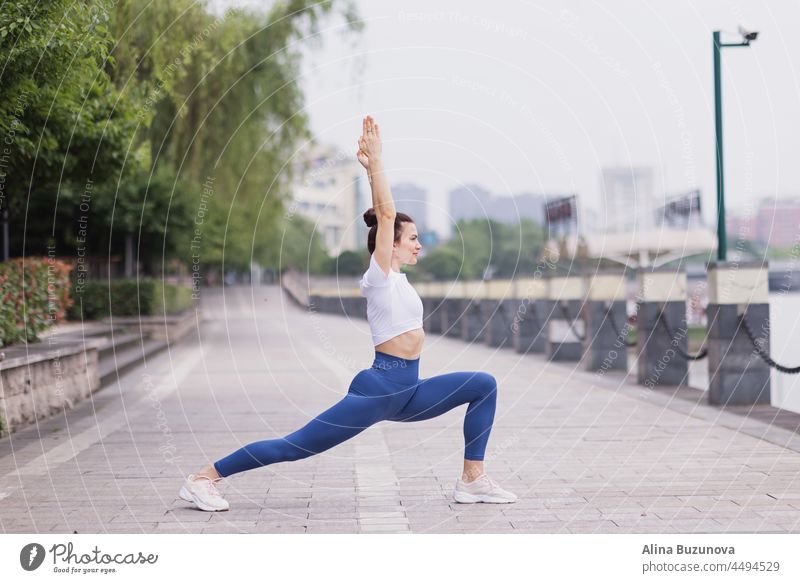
[394,221,422,266]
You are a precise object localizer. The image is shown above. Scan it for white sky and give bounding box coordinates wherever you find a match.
[219,0,800,238]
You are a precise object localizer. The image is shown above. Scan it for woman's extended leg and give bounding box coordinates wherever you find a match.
[387,371,497,462]
[212,391,392,478]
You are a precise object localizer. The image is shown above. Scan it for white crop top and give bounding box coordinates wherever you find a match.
[359,253,424,345]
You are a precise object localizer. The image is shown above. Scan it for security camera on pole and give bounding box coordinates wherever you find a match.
[713,25,758,262]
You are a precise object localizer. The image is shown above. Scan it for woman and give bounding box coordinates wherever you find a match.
[179,116,517,511]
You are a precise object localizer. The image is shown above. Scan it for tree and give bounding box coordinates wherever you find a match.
[1,0,361,275]
[490,219,548,277]
[0,0,139,259]
[257,213,330,275]
[329,249,366,276]
[89,164,196,275]
[416,247,464,281]
[106,0,362,273]
[416,218,547,281]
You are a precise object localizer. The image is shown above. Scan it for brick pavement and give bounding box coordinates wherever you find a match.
[1,285,799,534]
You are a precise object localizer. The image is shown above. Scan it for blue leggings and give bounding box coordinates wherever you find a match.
[213,351,498,478]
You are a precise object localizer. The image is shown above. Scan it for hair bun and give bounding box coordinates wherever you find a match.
[363,207,378,228]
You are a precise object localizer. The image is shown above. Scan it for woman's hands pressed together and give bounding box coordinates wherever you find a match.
[357,115,382,169]
[358,114,394,218]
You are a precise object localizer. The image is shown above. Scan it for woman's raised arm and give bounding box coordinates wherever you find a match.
[359,116,395,220]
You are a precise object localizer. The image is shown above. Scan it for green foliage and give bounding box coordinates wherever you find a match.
[765,243,796,260]
[0,0,140,220]
[255,214,331,275]
[416,247,464,280]
[106,0,361,272]
[91,164,197,268]
[68,278,193,320]
[2,0,360,276]
[416,219,547,281]
[329,249,366,276]
[0,257,73,346]
[151,282,193,316]
[688,325,706,346]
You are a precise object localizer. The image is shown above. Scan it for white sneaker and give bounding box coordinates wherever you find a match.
[179,474,230,511]
[454,474,518,504]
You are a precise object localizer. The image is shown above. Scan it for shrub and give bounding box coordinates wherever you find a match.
[328,250,367,276]
[0,257,73,346]
[152,282,193,316]
[68,278,193,320]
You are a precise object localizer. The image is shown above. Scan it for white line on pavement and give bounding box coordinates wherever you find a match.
[304,344,411,533]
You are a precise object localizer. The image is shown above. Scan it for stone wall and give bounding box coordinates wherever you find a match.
[0,345,100,438]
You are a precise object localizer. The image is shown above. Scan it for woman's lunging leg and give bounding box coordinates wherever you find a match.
[388,371,497,461]
[213,392,389,477]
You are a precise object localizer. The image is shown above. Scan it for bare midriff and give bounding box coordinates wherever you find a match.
[374,327,425,360]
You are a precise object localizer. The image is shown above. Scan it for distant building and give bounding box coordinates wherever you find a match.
[756,198,800,248]
[291,144,362,255]
[580,206,601,235]
[392,183,429,234]
[493,192,547,225]
[447,184,548,237]
[600,166,655,233]
[448,184,492,227]
[726,210,757,244]
[391,182,441,253]
[726,198,800,249]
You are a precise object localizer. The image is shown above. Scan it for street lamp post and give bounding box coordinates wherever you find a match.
[713,27,758,261]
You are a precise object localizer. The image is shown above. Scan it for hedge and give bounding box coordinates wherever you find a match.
[67,278,194,320]
[0,257,73,346]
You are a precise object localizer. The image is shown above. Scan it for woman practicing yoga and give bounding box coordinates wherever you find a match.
[179,115,517,511]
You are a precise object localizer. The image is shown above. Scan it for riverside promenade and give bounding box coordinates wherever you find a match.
[1,285,800,534]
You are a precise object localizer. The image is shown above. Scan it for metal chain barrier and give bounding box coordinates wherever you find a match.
[738,311,800,374]
[656,309,709,361]
[558,302,586,342]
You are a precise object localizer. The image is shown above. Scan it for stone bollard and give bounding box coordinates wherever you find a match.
[310,293,335,315]
[544,275,585,362]
[582,270,629,372]
[706,262,771,405]
[331,295,346,316]
[322,294,343,316]
[335,294,351,317]
[510,277,547,354]
[324,294,343,316]
[422,297,443,333]
[636,268,688,387]
[439,281,466,338]
[419,282,445,334]
[342,294,367,319]
[482,280,517,348]
[461,281,487,343]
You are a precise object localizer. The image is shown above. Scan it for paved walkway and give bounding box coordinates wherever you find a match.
[2,285,800,533]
